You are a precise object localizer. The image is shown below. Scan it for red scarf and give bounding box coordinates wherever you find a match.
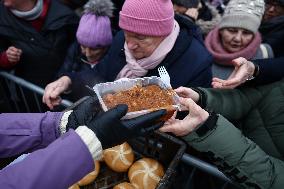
[205,27,262,66]
[30,0,50,31]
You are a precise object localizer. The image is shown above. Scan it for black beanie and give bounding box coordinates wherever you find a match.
[172,0,200,8]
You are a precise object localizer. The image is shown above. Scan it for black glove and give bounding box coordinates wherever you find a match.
[66,96,102,131]
[87,104,166,149]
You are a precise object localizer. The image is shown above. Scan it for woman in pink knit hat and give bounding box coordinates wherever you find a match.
[43,0,214,110]
[205,0,274,80]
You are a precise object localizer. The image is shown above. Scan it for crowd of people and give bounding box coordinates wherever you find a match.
[1,0,284,188]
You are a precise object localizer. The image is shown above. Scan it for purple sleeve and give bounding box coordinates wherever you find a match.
[0,130,94,189]
[0,112,63,158]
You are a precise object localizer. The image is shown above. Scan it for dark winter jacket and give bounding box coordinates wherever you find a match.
[56,41,94,78]
[251,57,284,85]
[260,16,284,57]
[185,79,284,188]
[0,0,79,87]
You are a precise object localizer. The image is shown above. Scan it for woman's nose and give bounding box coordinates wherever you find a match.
[85,48,91,56]
[233,32,242,41]
[127,40,138,50]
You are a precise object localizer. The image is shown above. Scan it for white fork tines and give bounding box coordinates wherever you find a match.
[158,66,172,88]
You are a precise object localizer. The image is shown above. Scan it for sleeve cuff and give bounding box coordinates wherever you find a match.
[59,110,73,134]
[75,126,103,161]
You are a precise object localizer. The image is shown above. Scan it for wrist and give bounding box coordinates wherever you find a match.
[191,88,207,108]
[59,110,73,134]
[247,63,260,81]
[195,110,218,137]
[75,126,103,160]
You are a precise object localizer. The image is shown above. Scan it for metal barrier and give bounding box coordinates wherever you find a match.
[0,71,73,112]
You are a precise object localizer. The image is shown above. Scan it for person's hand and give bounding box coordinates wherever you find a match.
[159,97,209,136]
[6,46,22,63]
[175,87,200,103]
[88,105,166,149]
[42,76,72,109]
[212,57,255,89]
[64,97,102,132]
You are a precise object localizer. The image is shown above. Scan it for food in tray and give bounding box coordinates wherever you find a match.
[113,182,136,189]
[77,160,100,186]
[128,158,165,189]
[103,142,135,172]
[102,84,174,112]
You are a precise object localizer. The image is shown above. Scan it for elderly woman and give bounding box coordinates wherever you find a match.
[205,0,274,79]
[43,0,213,110]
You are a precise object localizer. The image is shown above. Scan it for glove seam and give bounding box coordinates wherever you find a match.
[60,110,73,134]
[75,126,103,161]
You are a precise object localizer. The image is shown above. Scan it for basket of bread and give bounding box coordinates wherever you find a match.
[69,131,186,189]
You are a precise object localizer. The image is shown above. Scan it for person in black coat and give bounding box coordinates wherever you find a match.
[260,0,284,57]
[0,0,79,87]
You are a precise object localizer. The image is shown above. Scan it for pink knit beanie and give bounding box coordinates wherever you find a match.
[119,0,174,36]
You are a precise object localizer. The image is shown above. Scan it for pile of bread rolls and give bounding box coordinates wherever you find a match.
[69,142,165,189]
[107,143,165,189]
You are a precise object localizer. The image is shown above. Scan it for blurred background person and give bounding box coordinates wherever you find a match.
[260,0,284,57]
[205,0,274,80]
[0,0,79,87]
[172,0,222,36]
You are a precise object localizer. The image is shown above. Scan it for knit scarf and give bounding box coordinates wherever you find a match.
[205,27,262,66]
[11,0,43,20]
[116,20,180,79]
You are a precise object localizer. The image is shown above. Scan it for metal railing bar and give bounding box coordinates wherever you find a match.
[19,86,30,112]
[0,71,73,108]
[33,92,43,112]
[181,153,231,183]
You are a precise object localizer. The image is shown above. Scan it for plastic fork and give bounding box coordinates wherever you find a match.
[158,66,172,88]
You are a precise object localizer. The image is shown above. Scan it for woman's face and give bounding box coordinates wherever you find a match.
[219,28,254,53]
[80,45,107,63]
[124,31,165,60]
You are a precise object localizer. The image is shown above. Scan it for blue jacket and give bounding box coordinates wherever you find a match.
[69,14,213,92]
[0,112,94,189]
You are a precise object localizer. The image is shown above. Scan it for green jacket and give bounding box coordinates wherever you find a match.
[184,79,284,189]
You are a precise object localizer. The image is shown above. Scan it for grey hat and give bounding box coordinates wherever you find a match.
[172,0,200,8]
[219,0,265,33]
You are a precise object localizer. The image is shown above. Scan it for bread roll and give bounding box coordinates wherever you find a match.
[113,182,135,189]
[68,184,80,189]
[103,142,134,172]
[128,158,164,189]
[78,160,100,186]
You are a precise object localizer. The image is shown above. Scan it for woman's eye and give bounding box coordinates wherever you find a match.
[137,36,146,41]
[228,29,237,33]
